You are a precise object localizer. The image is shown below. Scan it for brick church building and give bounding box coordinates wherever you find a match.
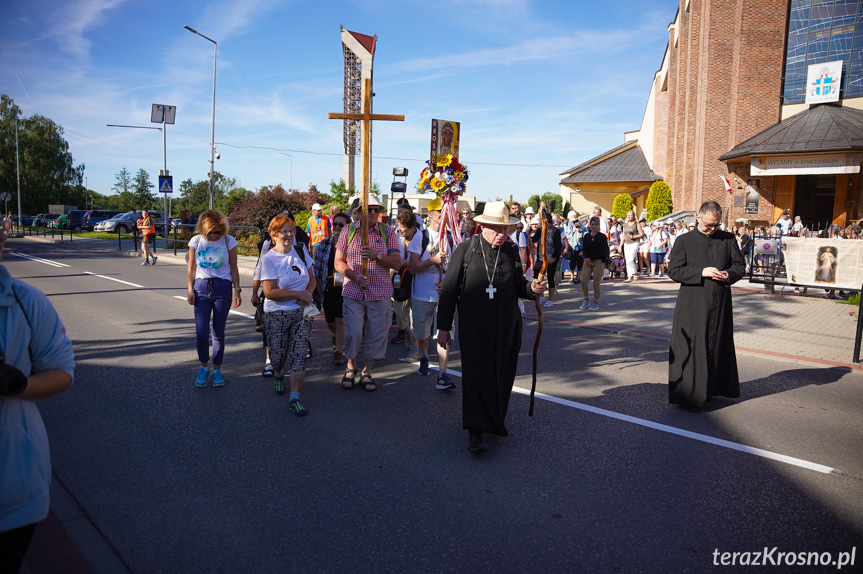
[560,0,863,231]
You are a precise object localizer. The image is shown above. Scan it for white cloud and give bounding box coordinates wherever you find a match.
[45,0,126,58]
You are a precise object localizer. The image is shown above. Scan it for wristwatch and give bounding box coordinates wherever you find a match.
[376,252,383,262]
[234,287,242,292]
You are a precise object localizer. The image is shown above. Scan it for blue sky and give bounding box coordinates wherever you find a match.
[1,0,674,205]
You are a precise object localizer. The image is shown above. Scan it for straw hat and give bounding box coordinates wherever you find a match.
[473,201,520,226]
[348,194,384,208]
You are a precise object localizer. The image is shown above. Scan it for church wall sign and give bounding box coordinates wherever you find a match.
[751,153,861,176]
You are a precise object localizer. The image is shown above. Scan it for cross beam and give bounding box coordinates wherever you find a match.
[329,77,404,278]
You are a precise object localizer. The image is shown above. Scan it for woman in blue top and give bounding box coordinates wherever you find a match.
[0,217,75,571]
[187,210,241,388]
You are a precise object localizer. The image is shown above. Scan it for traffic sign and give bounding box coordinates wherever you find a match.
[158,175,173,193]
[0,192,10,201]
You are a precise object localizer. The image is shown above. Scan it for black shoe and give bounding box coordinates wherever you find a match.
[390,330,406,344]
[468,431,488,453]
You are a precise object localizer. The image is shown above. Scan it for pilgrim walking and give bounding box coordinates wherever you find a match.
[437,201,546,453]
[667,201,746,409]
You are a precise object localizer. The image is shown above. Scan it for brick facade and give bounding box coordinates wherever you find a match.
[654,0,788,220]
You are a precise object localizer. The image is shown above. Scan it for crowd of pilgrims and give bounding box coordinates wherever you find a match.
[184,197,861,447]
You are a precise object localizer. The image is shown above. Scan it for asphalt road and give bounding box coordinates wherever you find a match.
[6,237,863,573]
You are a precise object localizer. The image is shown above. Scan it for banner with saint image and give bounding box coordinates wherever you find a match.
[430,119,460,166]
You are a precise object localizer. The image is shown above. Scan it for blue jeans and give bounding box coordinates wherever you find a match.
[194,277,232,365]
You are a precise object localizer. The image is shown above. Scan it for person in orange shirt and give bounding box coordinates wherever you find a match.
[306,203,332,259]
[136,209,157,265]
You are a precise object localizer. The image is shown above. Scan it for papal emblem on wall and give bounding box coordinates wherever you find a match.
[806,60,842,104]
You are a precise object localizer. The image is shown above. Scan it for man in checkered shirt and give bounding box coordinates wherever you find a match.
[334,194,401,391]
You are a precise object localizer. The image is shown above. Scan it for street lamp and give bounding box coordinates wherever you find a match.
[279,153,293,190]
[15,120,22,235]
[184,25,217,210]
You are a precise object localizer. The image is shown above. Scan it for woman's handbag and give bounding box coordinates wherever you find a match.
[392,266,413,302]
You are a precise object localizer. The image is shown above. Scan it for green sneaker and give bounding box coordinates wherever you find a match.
[274,374,285,395]
[289,398,308,417]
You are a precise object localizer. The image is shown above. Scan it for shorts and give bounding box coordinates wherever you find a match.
[323,287,344,324]
[143,233,155,245]
[410,299,437,340]
[650,252,666,265]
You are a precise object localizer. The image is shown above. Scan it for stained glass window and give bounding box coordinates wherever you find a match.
[783,0,863,102]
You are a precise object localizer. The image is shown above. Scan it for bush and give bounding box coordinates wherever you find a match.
[612,194,635,220]
[646,181,673,221]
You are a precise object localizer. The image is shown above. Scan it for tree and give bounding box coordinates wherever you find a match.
[328,179,353,211]
[646,180,673,221]
[132,169,156,209]
[112,168,136,211]
[527,194,541,212]
[540,192,563,216]
[228,184,305,236]
[612,194,635,220]
[0,94,84,214]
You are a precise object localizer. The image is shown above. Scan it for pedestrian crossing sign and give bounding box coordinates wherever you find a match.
[158,175,173,193]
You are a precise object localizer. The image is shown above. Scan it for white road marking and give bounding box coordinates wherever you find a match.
[10,252,70,267]
[510,386,835,474]
[83,272,144,288]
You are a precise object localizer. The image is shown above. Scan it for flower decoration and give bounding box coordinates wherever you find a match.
[418,155,470,198]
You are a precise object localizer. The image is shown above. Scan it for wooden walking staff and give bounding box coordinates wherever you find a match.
[329,78,404,279]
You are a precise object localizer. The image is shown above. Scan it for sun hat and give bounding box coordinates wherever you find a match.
[567,211,577,220]
[525,206,535,214]
[348,194,383,208]
[473,201,521,226]
[530,216,542,226]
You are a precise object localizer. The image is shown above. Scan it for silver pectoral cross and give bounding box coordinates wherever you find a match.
[486,283,497,299]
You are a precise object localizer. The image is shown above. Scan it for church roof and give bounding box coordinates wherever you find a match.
[719,103,863,161]
[345,29,376,56]
[560,141,660,184]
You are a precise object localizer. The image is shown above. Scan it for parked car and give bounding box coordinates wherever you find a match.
[95,211,165,234]
[11,215,34,227]
[81,209,121,231]
[33,213,60,227]
[55,210,89,230]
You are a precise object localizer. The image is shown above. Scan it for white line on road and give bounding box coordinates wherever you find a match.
[83,272,144,288]
[10,252,70,267]
[510,386,835,474]
[165,292,831,473]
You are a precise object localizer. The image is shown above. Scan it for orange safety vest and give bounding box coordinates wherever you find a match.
[307,216,331,246]
[137,216,155,235]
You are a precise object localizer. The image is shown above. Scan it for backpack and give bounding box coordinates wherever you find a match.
[392,229,431,303]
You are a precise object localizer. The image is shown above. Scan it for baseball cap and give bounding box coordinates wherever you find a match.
[312,203,322,211]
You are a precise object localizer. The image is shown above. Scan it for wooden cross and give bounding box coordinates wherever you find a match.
[329,77,404,278]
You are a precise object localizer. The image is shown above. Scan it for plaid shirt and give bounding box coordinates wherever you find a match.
[335,222,399,301]
[312,237,334,286]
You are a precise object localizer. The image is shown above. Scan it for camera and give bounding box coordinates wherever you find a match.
[0,353,27,397]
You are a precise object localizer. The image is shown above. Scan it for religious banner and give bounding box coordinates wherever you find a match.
[783,237,863,290]
[751,153,861,176]
[745,180,759,215]
[805,60,842,105]
[430,119,460,167]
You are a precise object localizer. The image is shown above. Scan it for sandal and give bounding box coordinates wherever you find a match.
[262,364,274,377]
[342,368,358,390]
[360,373,376,392]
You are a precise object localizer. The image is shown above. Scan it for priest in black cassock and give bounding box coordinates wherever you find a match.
[437,202,546,453]
[667,201,746,409]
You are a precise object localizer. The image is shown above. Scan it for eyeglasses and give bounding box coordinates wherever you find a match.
[333,222,346,228]
[276,229,294,235]
[367,207,381,214]
[206,230,222,238]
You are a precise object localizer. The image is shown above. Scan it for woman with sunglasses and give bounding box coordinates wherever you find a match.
[187,210,241,388]
[313,212,350,366]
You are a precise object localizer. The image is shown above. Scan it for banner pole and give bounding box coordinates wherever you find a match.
[854,282,863,364]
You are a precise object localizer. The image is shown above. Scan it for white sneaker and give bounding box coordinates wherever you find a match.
[579,299,590,310]
[400,351,420,363]
[589,301,600,311]
[542,300,553,308]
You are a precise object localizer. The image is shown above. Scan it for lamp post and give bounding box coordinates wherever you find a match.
[15,120,22,235]
[279,153,293,190]
[184,25,217,210]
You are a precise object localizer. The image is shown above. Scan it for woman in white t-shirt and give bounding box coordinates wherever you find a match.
[261,213,316,417]
[187,210,241,388]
